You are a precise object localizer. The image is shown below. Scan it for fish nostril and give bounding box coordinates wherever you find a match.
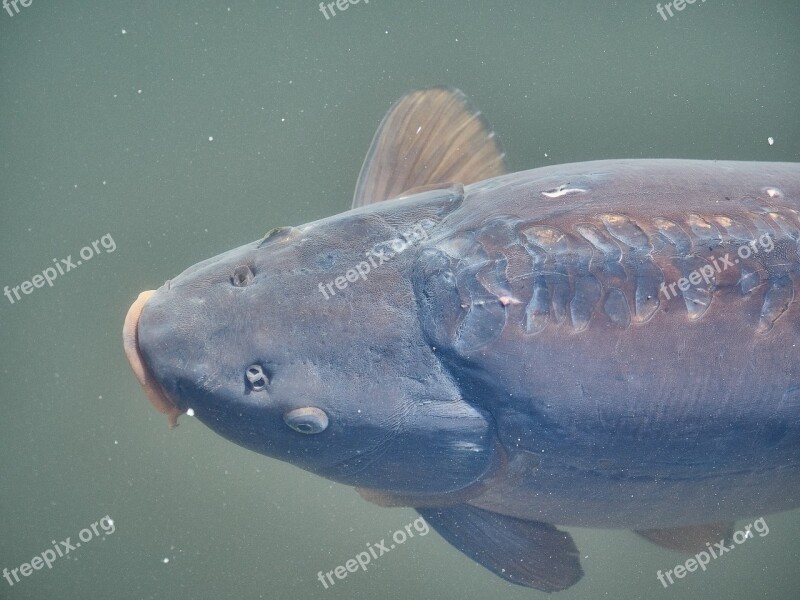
[245,364,269,391]
[284,407,329,434]
[232,265,254,287]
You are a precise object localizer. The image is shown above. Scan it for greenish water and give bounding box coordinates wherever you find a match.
[1,1,799,599]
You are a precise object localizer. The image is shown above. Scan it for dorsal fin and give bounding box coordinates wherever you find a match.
[352,87,507,209]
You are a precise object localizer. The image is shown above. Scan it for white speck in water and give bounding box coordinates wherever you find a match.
[162,558,169,564]
[208,136,213,142]
[768,136,774,145]
[121,29,127,35]
[137,89,142,94]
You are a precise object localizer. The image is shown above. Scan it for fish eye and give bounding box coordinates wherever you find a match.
[245,364,269,391]
[284,407,328,434]
[232,265,254,287]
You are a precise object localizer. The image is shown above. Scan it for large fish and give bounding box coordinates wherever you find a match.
[123,87,800,592]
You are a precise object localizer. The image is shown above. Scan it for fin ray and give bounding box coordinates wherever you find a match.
[352,87,507,208]
[417,504,583,592]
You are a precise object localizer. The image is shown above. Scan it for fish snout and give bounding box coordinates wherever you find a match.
[122,289,185,428]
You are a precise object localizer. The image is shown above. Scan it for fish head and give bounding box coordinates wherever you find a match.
[123,194,500,497]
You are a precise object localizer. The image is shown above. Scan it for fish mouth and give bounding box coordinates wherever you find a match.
[122,289,185,428]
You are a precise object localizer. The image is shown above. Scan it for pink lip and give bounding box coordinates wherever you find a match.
[122,290,184,428]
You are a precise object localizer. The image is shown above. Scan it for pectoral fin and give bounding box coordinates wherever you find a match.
[635,522,734,553]
[417,504,583,592]
[352,87,507,208]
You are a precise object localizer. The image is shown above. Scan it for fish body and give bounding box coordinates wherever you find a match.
[123,88,800,591]
[412,159,800,530]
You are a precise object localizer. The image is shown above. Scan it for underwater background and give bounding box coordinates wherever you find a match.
[1,1,799,598]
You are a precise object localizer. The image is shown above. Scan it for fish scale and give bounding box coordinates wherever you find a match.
[418,196,800,348]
